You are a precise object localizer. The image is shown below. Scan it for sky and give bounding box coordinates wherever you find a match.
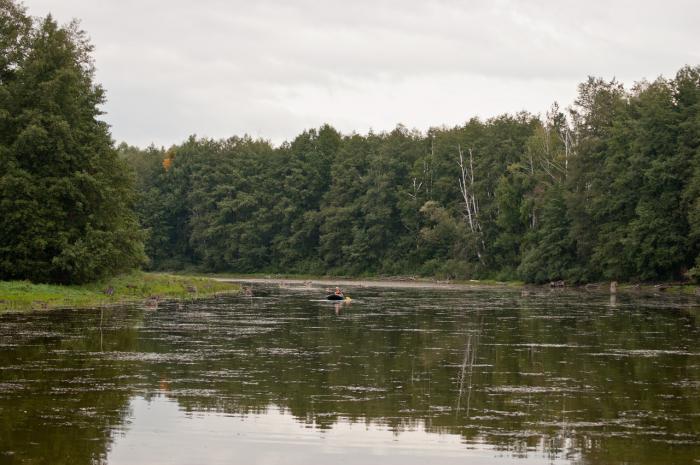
[20,0,700,148]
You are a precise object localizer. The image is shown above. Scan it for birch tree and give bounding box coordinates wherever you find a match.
[457,145,485,262]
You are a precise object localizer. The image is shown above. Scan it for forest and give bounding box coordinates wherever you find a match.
[1,0,699,285]
[0,1,145,284]
[121,69,700,283]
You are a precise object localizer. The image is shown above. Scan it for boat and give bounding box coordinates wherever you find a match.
[326,294,345,301]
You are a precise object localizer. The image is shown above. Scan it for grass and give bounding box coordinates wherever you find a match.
[0,272,241,312]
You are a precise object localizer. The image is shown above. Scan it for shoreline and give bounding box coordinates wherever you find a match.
[213,276,515,290]
[214,275,700,297]
[0,272,241,313]
[3,272,697,313]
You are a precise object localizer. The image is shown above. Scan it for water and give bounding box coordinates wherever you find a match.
[1,284,699,465]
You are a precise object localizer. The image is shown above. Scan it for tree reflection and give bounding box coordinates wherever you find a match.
[0,289,699,465]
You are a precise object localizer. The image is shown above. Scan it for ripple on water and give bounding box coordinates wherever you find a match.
[587,349,700,358]
[1,285,699,465]
[92,352,202,363]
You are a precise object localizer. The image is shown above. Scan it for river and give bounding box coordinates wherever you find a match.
[1,283,699,465]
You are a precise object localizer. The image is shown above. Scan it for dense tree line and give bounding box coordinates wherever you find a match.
[1,0,698,284]
[0,0,145,283]
[122,67,700,283]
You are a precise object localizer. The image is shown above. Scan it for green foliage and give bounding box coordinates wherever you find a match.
[0,0,30,82]
[518,186,576,283]
[0,4,145,284]
[2,2,696,288]
[120,66,700,284]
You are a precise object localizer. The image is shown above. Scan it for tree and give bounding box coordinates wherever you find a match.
[0,0,30,83]
[518,186,577,283]
[0,9,145,283]
[118,62,699,284]
[674,67,700,281]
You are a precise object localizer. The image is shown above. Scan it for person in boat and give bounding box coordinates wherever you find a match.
[334,287,344,297]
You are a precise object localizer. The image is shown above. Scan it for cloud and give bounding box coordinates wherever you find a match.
[21,0,700,146]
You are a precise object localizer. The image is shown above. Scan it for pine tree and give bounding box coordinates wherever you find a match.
[0,10,145,283]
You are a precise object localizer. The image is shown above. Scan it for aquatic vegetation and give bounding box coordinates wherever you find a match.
[0,285,698,464]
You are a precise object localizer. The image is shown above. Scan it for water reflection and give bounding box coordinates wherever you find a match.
[108,395,573,465]
[0,286,699,465]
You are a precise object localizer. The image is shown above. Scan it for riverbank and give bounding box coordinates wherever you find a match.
[199,273,522,290]
[0,272,241,312]
[207,273,700,297]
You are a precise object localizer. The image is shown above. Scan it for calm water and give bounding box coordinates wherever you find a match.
[1,284,699,465]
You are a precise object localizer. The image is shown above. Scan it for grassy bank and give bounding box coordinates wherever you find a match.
[0,272,241,312]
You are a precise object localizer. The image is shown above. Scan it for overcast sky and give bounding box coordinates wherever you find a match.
[21,0,700,147]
